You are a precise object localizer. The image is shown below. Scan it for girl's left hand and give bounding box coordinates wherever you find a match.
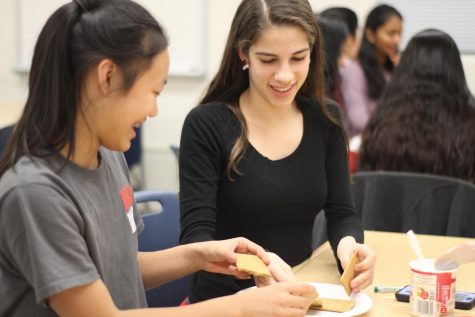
[197,237,270,279]
[254,252,295,287]
[337,236,376,293]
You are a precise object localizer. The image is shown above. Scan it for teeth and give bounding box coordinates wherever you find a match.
[271,85,292,92]
[134,123,141,128]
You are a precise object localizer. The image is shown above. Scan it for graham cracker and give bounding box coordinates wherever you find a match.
[235,254,271,277]
[340,252,359,295]
[309,297,356,313]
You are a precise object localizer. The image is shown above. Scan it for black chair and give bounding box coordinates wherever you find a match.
[352,171,475,237]
[0,124,14,156]
[134,190,191,307]
[125,127,144,190]
[170,144,179,161]
[311,211,327,249]
[124,127,142,168]
[312,171,475,247]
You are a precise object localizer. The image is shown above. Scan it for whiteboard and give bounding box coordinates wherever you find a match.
[16,0,207,77]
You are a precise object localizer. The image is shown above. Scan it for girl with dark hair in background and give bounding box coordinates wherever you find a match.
[359,29,475,183]
[179,0,376,304]
[340,4,403,137]
[316,15,353,137]
[317,16,349,105]
[0,0,317,316]
[320,7,360,64]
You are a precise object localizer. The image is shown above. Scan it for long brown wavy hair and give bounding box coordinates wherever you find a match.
[199,0,344,179]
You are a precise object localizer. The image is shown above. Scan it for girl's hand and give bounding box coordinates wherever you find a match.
[254,252,295,287]
[235,282,317,317]
[337,236,376,293]
[196,237,269,278]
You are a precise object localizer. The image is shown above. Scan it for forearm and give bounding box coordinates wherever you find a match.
[138,244,202,290]
[118,296,240,317]
[179,180,218,244]
[50,279,242,317]
[324,124,364,265]
[179,212,216,244]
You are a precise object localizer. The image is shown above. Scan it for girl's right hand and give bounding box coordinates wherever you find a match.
[254,252,295,287]
[235,282,317,317]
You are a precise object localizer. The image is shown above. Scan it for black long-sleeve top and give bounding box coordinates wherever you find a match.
[179,100,363,302]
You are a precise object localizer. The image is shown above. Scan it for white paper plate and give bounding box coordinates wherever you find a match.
[305,282,373,317]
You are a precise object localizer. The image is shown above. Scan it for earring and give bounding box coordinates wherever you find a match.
[242,64,249,71]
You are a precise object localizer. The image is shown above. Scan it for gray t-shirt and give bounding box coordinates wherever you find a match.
[0,148,146,317]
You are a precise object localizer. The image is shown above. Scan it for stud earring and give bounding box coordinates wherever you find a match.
[242,64,249,70]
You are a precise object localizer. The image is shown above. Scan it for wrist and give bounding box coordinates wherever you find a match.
[337,236,357,259]
[188,242,206,272]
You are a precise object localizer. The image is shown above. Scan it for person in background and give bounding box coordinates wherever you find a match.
[0,0,317,316]
[179,0,376,304]
[320,7,360,65]
[316,16,349,107]
[340,4,403,137]
[359,29,475,184]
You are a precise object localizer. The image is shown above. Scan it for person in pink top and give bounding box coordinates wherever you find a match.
[340,4,402,137]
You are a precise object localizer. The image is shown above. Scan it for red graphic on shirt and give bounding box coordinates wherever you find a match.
[119,185,133,212]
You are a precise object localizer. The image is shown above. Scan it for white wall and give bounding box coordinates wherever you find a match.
[1,0,474,191]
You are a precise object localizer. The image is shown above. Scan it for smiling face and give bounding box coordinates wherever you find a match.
[91,49,170,153]
[241,24,311,109]
[367,15,402,61]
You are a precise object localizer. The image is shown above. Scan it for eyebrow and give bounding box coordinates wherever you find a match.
[255,48,310,57]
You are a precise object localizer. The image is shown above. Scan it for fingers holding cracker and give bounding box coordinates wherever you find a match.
[340,252,359,295]
[236,253,271,277]
[337,237,377,293]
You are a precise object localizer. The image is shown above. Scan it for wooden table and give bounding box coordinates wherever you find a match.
[293,231,475,316]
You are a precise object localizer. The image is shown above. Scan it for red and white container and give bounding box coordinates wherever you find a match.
[410,259,456,317]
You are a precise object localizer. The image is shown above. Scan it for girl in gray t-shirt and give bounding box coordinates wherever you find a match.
[0,1,318,316]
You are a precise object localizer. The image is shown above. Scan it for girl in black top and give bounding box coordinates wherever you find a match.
[179,0,376,303]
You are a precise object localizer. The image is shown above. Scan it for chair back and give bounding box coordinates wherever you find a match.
[124,127,142,168]
[352,171,475,237]
[134,191,191,307]
[170,144,180,161]
[0,124,14,156]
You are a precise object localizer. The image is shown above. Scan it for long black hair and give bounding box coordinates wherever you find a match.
[317,16,349,99]
[359,4,402,99]
[320,7,358,38]
[359,29,475,183]
[0,0,168,176]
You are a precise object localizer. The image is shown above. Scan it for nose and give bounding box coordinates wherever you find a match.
[274,62,294,84]
[394,34,402,45]
[149,100,159,118]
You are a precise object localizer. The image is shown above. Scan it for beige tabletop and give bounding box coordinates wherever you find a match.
[293,231,475,316]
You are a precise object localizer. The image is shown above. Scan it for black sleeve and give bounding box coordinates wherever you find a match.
[323,103,364,270]
[179,105,227,244]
